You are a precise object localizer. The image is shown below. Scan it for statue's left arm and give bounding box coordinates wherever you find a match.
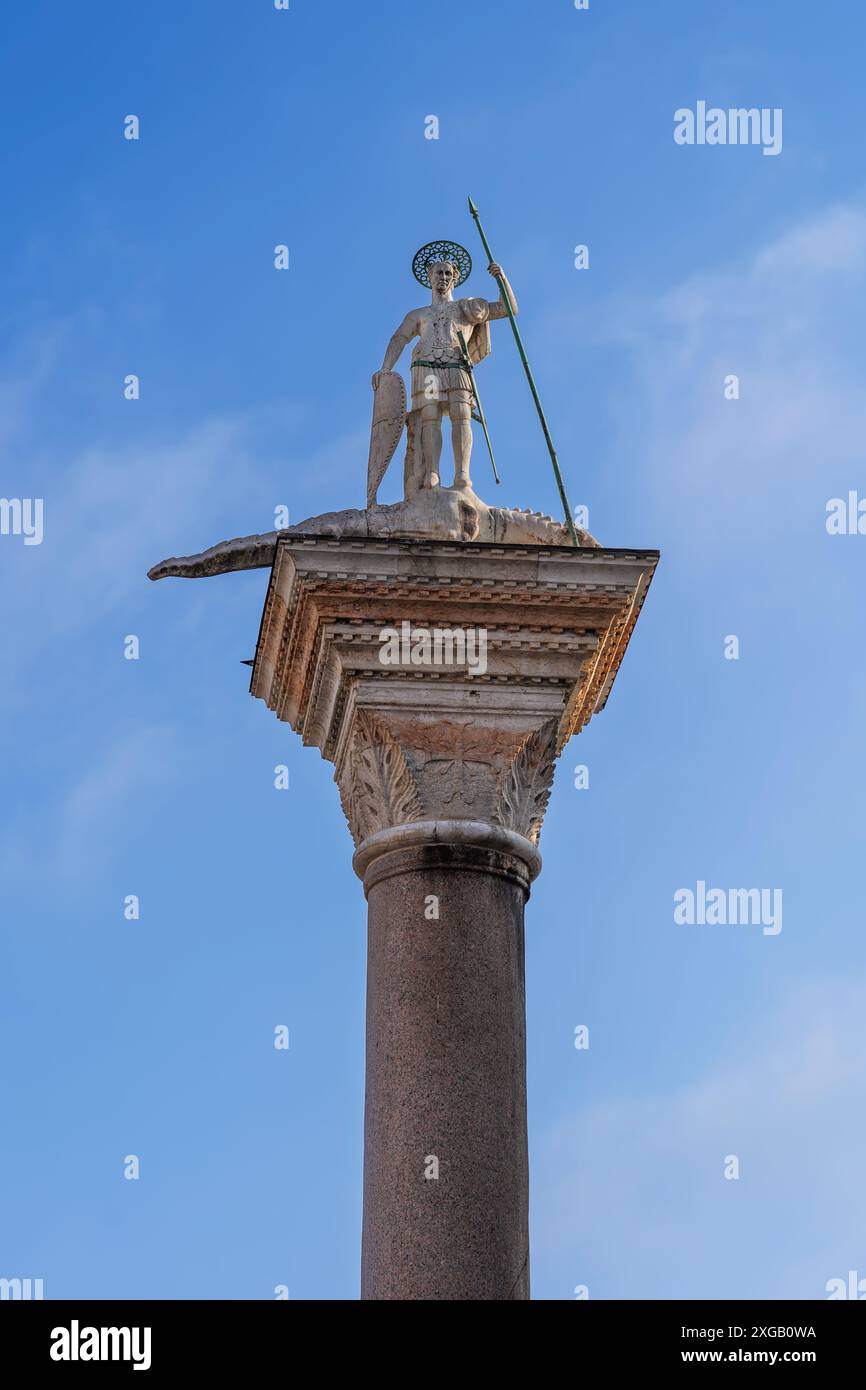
[486,261,517,319]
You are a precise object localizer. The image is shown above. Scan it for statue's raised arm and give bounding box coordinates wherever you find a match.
[484,261,517,320]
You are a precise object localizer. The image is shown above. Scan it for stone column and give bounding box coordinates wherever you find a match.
[250,534,658,1300]
[357,823,536,1299]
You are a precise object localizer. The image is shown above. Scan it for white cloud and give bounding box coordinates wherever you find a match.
[0,323,67,455]
[561,202,866,569]
[531,210,866,1298]
[0,723,182,885]
[535,975,866,1299]
[0,397,284,706]
[652,210,864,512]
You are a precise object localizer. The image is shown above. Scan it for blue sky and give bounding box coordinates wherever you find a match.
[2,0,865,1300]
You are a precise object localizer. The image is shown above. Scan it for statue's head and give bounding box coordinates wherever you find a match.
[412,241,471,296]
[428,260,458,295]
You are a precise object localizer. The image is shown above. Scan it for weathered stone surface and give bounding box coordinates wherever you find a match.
[250,534,657,846]
[361,837,531,1300]
[245,533,657,1299]
[146,485,598,582]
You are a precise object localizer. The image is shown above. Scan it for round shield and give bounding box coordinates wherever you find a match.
[412,240,472,288]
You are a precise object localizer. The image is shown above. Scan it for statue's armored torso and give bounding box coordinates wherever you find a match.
[409,297,503,414]
[411,298,495,365]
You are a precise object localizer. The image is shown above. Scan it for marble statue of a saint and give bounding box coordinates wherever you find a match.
[370,252,517,499]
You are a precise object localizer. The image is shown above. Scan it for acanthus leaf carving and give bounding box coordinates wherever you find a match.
[492,718,559,845]
[339,709,424,846]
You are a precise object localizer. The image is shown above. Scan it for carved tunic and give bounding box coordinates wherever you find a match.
[410,297,502,408]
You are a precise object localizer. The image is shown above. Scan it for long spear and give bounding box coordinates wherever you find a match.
[468,196,579,546]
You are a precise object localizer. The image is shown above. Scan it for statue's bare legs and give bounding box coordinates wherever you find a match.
[419,395,473,491]
[450,392,473,489]
[420,401,443,489]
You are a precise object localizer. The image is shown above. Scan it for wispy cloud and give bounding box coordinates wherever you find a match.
[0,401,274,689]
[535,974,866,1299]
[538,201,866,576]
[0,723,182,885]
[607,202,866,558]
[0,338,285,878]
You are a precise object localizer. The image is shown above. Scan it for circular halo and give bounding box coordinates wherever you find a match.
[412,240,472,288]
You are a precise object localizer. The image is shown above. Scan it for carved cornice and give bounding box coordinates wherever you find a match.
[251,536,658,852]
